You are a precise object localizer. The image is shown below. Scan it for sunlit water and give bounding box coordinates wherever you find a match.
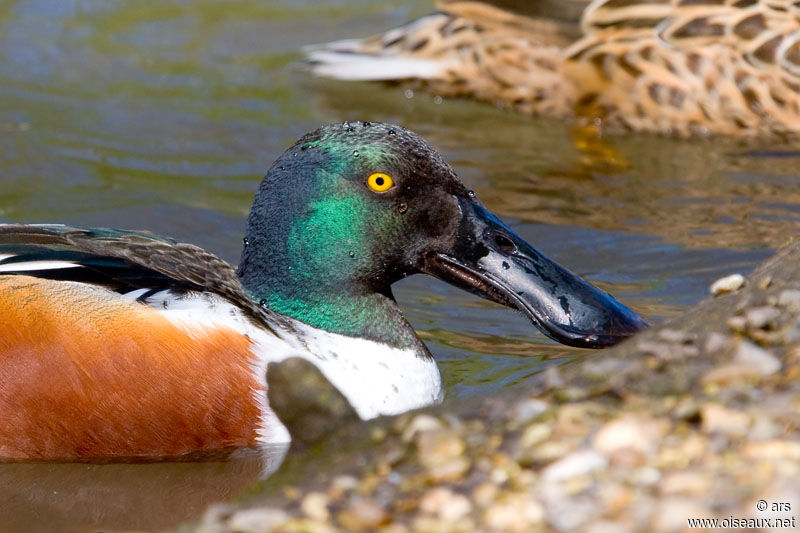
[1,1,798,531]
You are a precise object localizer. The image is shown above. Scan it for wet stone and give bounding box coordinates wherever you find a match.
[266,358,359,450]
[542,450,608,483]
[704,332,731,354]
[508,398,549,425]
[300,492,330,521]
[651,498,713,533]
[226,507,289,533]
[416,429,470,482]
[777,289,800,312]
[659,471,711,496]
[592,415,669,462]
[744,306,781,330]
[327,475,359,501]
[401,414,443,442]
[658,328,693,344]
[483,493,544,532]
[419,487,472,521]
[700,403,751,437]
[710,273,745,295]
[703,340,781,384]
[727,315,747,332]
[733,340,781,374]
[337,497,389,531]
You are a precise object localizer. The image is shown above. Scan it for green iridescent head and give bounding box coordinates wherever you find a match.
[238,122,648,349]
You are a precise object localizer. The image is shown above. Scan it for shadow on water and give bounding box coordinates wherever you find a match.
[0,0,798,530]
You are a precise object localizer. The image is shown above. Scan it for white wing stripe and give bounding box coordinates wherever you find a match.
[0,260,82,272]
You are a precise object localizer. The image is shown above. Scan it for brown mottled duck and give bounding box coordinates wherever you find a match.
[307,0,800,138]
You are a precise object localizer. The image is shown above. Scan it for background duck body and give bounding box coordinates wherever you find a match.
[308,0,800,137]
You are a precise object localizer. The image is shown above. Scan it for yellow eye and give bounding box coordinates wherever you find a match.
[366,172,394,193]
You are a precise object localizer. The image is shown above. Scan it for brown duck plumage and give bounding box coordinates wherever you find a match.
[308,0,800,137]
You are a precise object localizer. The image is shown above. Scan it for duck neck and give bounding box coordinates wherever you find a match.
[245,269,422,352]
[237,224,424,353]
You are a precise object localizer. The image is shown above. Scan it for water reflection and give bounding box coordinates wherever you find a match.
[1,451,264,533]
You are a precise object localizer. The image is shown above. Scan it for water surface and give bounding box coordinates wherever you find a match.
[1,1,798,530]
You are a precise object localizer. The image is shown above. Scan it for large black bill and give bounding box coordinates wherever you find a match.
[423,198,650,348]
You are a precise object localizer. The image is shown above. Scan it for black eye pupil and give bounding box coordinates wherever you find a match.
[376,177,384,186]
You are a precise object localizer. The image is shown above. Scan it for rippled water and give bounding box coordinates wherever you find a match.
[1,1,798,531]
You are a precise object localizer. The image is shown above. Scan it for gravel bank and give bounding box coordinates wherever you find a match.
[185,241,800,533]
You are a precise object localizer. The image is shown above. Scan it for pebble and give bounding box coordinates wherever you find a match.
[337,497,389,531]
[543,365,566,389]
[700,403,751,437]
[402,414,443,442]
[471,482,499,508]
[542,450,608,483]
[301,492,330,521]
[416,429,470,481]
[631,467,661,487]
[704,332,731,354]
[592,415,669,459]
[585,521,634,533]
[651,498,713,533]
[743,440,800,461]
[509,398,549,425]
[744,306,781,330]
[483,494,544,532]
[734,340,781,374]
[727,315,747,331]
[777,289,800,311]
[659,471,710,496]
[658,328,693,344]
[519,423,553,450]
[710,273,745,295]
[419,487,472,521]
[327,475,359,501]
[702,340,782,384]
[226,507,289,533]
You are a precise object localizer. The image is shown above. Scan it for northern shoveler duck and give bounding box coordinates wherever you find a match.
[0,122,648,460]
[308,0,800,137]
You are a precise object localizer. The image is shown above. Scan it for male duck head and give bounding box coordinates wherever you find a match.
[238,121,648,350]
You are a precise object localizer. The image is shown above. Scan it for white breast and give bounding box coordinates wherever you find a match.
[283,321,444,419]
[141,290,443,446]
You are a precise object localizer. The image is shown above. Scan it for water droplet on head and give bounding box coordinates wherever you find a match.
[352,150,359,157]
[398,203,408,214]
[502,261,510,270]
